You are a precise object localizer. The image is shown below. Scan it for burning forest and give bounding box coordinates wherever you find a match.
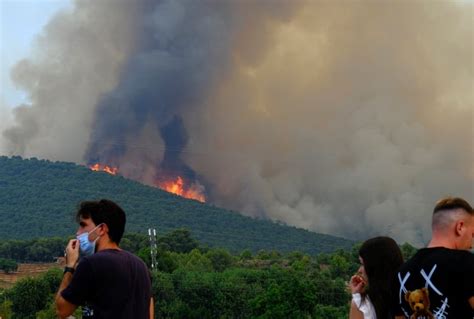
[1,0,472,246]
[89,162,205,202]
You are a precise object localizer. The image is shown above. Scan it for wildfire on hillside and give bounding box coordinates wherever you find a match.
[88,164,206,202]
[89,163,118,175]
[155,176,206,203]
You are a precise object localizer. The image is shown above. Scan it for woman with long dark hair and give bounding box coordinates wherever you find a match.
[349,236,404,319]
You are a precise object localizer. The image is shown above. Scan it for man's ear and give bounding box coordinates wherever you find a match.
[455,220,465,236]
[99,223,109,236]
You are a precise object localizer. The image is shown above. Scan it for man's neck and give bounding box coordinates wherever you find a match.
[96,237,120,252]
[427,235,456,249]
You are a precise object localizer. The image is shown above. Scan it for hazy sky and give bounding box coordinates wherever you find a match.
[1,0,72,107]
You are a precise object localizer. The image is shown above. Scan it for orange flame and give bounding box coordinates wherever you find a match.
[88,163,205,202]
[89,163,118,175]
[158,176,206,202]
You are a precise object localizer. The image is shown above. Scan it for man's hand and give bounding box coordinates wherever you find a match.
[56,239,79,318]
[65,239,79,268]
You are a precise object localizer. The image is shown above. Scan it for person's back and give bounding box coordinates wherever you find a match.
[62,249,151,318]
[56,199,153,319]
[394,247,473,318]
[392,197,474,319]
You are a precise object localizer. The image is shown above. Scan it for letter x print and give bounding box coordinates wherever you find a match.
[420,264,443,296]
[398,272,410,303]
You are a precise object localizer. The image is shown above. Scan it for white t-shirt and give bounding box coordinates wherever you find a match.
[352,293,376,319]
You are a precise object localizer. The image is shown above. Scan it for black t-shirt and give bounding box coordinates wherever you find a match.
[392,247,474,319]
[62,249,151,319]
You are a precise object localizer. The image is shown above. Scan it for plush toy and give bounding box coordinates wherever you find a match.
[405,288,434,319]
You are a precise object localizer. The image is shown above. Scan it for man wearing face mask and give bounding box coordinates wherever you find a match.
[55,199,154,319]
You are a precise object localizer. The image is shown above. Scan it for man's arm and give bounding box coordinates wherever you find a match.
[55,272,78,319]
[55,239,79,319]
[149,296,154,319]
[469,296,474,309]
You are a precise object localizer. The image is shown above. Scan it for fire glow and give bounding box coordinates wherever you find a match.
[88,164,206,202]
[89,163,118,175]
[156,176,206,203]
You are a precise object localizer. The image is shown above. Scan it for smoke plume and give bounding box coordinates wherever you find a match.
[2,0,472,245]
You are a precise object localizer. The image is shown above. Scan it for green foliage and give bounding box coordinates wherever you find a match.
[0,258,17,273]
[35,298,57,319]
[156,250,179,273]
[137,246,152,267]
[250,267,316,318]
[0,299,13,319]
[313,304,347,319]
[328,253,351,278]
[177,249,213,272]
[0,156,353,254]
[400,242,418,261]
[0,235,365,319]
[8,277,50,319]
[240,249,252,260]
[0,237,67,262]
[158,229,199,253]
[40,268,62,293]
[205,248,234,272]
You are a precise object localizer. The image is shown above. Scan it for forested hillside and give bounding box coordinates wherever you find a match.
[0,156,352,254]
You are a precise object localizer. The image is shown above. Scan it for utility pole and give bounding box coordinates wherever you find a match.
[148,228,158,271]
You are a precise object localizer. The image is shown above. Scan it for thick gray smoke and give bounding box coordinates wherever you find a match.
[2,0,472,245]
[2,0,139,162]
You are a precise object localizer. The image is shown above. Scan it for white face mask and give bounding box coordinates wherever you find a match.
[77,224,102,256]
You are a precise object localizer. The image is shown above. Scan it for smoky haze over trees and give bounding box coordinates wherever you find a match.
[1,0,472,245]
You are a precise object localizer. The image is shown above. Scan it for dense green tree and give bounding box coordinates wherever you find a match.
[156,250,179,273]
[0,299,13,319]
[205,248,234,272]
[158,229,199,253]
[151,272,176,318]
[35,299,57,319]
[328,252,351,278]
[313,304,347,319]
[137,246,152,267]
[120,233,149,254]
[0,258,17,273]
[40,268,62,292]
[239,249,252,260]
[0,238,67,263]
[400,242,418,261]
[178,249,213,272]
[7,277,50,319]
[290,255,312,272]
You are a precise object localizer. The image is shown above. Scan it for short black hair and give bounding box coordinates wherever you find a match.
[76,199,126,244]
[433,197,472,215]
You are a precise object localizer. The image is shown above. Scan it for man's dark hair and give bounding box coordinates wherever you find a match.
[433,197,473,215]
[76,199,126,244]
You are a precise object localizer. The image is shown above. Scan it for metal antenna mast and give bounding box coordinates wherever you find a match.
[148,228,158,271]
